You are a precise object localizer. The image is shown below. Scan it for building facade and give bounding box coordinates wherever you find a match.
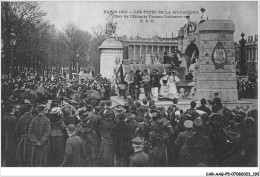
[235,34,258,75]
[120,37,179,64]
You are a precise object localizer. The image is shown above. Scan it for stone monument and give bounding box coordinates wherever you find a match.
[99,13,123,80]
[179,20,238,102]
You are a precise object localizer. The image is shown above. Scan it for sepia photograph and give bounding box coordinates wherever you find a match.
[1,0,259,176]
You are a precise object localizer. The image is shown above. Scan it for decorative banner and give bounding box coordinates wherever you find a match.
[212,41,227,69]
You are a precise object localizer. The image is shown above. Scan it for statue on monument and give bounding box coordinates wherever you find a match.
[239,32,247,75]
[105,12,117,38]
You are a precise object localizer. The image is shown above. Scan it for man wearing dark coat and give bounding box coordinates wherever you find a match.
[28,104,51,167]
[196,98,211,115]
[61,124,83,167]
[129,137,149,167]
[3,105,18,166]
[185,118,212,166]
[14,103,34,166]
[112,113,132,167]
[98,108,116,166]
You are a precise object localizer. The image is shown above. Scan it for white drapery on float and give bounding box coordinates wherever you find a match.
[114,64,186,100]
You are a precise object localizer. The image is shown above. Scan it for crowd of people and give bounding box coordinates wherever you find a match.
[237,76,258,99]
[1,72,258,167]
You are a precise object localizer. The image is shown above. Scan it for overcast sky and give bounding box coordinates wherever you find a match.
[41,1,258,42]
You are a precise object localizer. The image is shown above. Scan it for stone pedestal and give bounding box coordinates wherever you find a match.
[194,20,238,102]
[99,38,123,80]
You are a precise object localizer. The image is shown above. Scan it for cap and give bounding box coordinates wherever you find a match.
[132,137,144,144]
[200,7,205,11]
[184,120,193,128]
[66,124,76,133]
[50,107,61,114]
[37,104,46,112]
[162,72,167,75]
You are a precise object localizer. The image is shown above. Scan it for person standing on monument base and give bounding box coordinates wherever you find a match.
[133,70,142,100]
[199,7,208,24]
[168,71,180,100]
[142,69,151,99]
[150,69,160,101]
[124,70,135,98]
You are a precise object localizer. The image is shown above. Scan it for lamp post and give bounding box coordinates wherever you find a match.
[76,50,80,74]
[10,28,16,79]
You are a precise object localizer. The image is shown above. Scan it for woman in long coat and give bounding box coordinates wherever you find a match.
[168,71,180,100]
[76,111,98,167]
[48,107,66,166]
[159,72,169,98]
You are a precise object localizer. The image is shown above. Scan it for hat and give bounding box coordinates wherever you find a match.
[37,104,46,112]
[82,110,89,117]
[114,105,126,113]
[86,105,93,112]
[196,110,206,116]
[223,127,241,141]
[175,111,181,117]
[66,124,77,133]
[105,100,112,106]
[184,120,193,128]
[162,72,167,75]
[117,112,126,120]
[24,99,31,104]
[129,105,137,113]
[135,102,141,108]
[78,107,87,113]
[185,15,190,18]
[50,107,61,114]
[200,8,205,11]
[94,106,102,112]
[132,137,144,144]
[100,102,105,107]
[172,98,178,105]
[128,114,136,120]
[190,101,196,107]
[157,117,163,123]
